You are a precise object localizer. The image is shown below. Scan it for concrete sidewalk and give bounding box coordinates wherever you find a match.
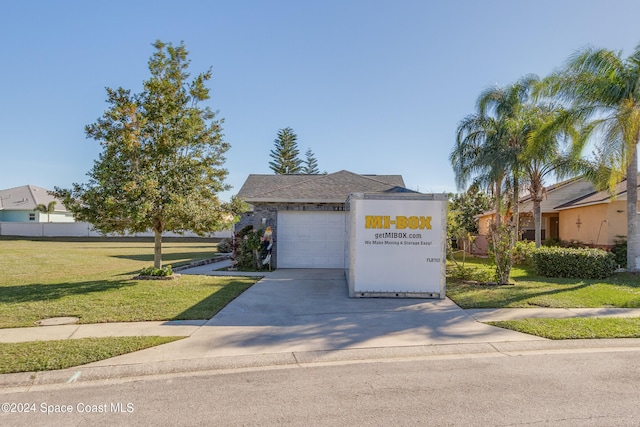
[2,264,640,388]
[2,263,640,348]
[3,306,639,345]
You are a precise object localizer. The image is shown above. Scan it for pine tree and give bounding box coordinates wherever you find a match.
[268,127,302,174]
[302,148,320,174]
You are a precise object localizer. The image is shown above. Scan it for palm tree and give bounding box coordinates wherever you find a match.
[452,76,583,280]
[476,81,530,247]
[34,201,57,222]
[521,102,586,247]
[451,113,507,228]
[451,85,526,284]
[540,44,640,270]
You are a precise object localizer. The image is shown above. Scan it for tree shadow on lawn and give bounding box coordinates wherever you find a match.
[500,281,594,307]
[516,272,640,290]
[0,280,135,304]
[449,278,597,308]
[477,272,640,307]
[111,251,219,263]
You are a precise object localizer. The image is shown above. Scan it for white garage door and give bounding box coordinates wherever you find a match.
[277,211,346,268]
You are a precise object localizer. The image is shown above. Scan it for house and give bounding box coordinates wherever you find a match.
[473,177,637,254]
[0,185,73,223]
[235,170,414,268]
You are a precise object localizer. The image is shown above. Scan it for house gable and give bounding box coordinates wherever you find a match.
[518,177,596,214]
[554,178,640,210]
[0,185,72,223]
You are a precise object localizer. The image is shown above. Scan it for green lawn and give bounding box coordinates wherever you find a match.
[447,255,640,339]
[0,336,185,374]
[0,237,257,374]
[446,256,640,309]
[0,237,258,328]
[488,317,640,340]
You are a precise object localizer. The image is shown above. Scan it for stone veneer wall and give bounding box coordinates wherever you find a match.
[236,202,345,268]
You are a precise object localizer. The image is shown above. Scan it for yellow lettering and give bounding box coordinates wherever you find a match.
[419,216,432,230]
[408,216,419,229]
[365,215,433,230]
[365,216,383,229]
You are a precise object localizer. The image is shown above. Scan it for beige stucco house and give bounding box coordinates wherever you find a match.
[473,177,636,254]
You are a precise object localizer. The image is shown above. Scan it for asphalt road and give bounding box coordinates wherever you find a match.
[1,348,639,426]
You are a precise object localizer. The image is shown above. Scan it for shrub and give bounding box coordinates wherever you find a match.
[447,265,494,283]
[512,241,536,266]
[139,265,173,277]
[542,237,562,247]
[611,237,627,268]
[489,224,514,284]
[217,238,233,253]
[235,227,266,270]
[532,246,617,279]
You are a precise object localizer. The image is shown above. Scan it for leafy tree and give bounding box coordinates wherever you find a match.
[55,40,242,269]
[447,188,491,253]
[539,43,640,270]
[302,148,320,174]
[268,127,302,174]
[448,188,491,236]
[34,201,56,222]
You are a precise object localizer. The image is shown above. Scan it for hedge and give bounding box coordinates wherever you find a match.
[532,246,617,279]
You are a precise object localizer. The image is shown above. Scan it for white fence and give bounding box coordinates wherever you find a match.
[0,222,232,239]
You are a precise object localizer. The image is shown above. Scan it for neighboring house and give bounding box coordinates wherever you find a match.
[473,177,637,254]
[235,170,414,269]
[0,185,74,223]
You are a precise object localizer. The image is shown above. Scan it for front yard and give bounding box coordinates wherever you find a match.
[446,255,640,309]
[0,237,257,328]
[446,255,640,339]
[0,237,259,374]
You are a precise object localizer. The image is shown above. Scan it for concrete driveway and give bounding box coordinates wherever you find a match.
[89,268,541,367]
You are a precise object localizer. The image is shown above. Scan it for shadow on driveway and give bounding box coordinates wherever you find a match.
[190,269,541,355]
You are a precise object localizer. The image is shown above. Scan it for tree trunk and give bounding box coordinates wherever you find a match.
[494,177,503,229]
[533,198,542,248]
[154,230,163,269]
[510,179,520,253]
[626,143,638,271]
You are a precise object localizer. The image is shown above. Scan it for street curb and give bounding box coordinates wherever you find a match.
[2,339,640,390]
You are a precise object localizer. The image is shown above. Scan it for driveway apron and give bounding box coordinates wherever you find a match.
[88,269,540,367]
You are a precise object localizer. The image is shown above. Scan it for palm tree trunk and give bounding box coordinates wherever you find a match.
[494,178,503,229]
[533,198,542,248]
[626,143,638,271]
[511,180,520,251]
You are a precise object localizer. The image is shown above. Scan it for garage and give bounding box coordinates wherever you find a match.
[277,211,346,268]
[235,170,409,269]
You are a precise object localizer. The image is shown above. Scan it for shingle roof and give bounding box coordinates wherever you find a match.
[236,170,410,203]
[554,178,640,210]
[0,185,67,211]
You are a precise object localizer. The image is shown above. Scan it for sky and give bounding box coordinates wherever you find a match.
[2,0,640,202]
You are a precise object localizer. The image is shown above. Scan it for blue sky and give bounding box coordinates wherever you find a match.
[2,0,639,201]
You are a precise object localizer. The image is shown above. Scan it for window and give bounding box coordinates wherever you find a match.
[29,213,35,221]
